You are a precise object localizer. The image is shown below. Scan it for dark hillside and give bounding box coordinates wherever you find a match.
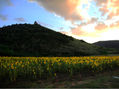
[94,40,119,49]
[93,40,119,54]
[0,23,103,56]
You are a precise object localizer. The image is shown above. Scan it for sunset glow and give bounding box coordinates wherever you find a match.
[0,0,119,43]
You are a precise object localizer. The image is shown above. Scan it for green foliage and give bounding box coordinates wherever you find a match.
[0,45,14,56]
[0,23,106,56]
[94,40,119,54]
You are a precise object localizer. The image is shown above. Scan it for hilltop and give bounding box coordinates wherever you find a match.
[0,23,108,56]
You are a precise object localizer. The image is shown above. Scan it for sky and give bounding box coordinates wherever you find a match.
[0,0,119,43]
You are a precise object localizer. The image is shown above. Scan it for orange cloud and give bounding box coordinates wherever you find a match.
[109,19,119,29]
[29,0,119,43]
[95,23,108,30]
[62,17,119,43]
[71,27,86,36]
[60,31,69,35]
[95,0,119,18]
[28,0,92,21]
[70,21,98,37]
[107,1,119,19]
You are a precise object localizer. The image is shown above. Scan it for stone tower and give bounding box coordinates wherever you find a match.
[34,21,38,25]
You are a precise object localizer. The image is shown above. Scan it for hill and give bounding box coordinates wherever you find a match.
[0,23,106,56]
[93,40,119,49]
[93,40,119,54]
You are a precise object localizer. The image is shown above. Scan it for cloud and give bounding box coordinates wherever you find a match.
[14,17,26,22]
[28,0,119,23]
[0,0,12,11]
[60,31,69,35]
[71,22,97,35]
[28,0,119,43]
[67,18,119,43]
[0,0,13,21]
[59,27,64,31]
[28,0,92,22]
[95,0,108,6]
[95,22,108,31]
[89,18,98,23]
[95,0,119,18]
[71,27,86,36]
[70,17,98,36]
[0,14,7,21]
[108,19,119,29]
[62,23,105,43]
[107,0,119,16]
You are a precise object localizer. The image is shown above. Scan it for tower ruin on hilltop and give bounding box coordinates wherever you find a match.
[34,21,39,25]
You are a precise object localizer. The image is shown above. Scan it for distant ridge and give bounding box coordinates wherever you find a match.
[93,40,119,49]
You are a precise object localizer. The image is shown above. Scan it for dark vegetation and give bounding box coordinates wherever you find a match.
[94,40,119,49]
[1,70,119,88]
[0,23,116,56]
[94,40,119,54]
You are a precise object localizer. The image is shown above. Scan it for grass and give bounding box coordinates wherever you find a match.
[71,71,119,88]
[2,70,119,88]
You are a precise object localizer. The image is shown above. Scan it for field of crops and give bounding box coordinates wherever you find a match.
[0,56,119,82]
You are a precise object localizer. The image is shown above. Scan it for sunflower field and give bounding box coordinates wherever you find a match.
[0,56,119,82]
